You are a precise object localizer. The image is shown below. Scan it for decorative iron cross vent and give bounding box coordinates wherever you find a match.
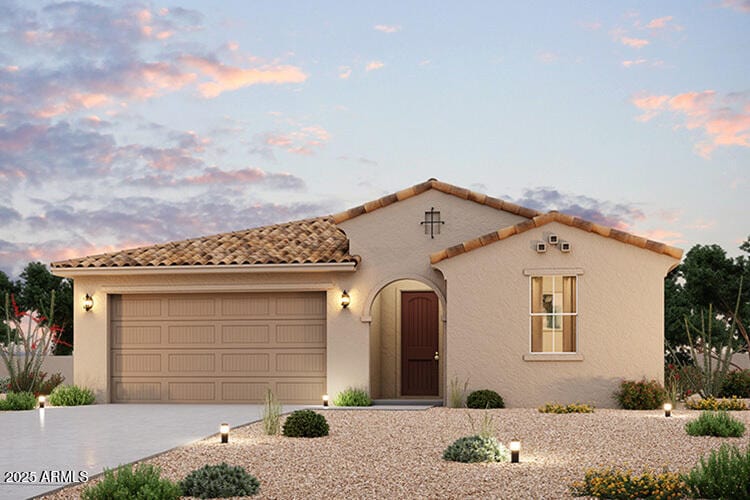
[421,207,445,238]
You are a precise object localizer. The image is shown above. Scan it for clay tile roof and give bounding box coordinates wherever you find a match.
[51,217,357,269]
[430,212,684,264]
[331,178,543,223]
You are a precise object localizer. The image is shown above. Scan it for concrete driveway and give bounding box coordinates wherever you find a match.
[0,404,305,500]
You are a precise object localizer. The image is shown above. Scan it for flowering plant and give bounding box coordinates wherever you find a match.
[1,292,65,393]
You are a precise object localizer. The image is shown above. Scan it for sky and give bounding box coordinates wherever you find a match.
[0,1,748,277]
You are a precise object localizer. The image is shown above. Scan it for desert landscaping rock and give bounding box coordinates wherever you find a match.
[43,408,750,499]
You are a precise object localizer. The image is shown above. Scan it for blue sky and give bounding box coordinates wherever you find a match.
[0,1,748,276]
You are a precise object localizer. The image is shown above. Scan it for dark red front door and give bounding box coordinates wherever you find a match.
[401,291,439,396]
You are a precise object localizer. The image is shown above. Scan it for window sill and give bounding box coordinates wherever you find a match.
[523,353,584,362]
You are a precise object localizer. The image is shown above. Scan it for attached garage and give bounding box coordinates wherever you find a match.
[110,292,326,404]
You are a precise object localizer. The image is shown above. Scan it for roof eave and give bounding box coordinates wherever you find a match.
[51,262,358,278]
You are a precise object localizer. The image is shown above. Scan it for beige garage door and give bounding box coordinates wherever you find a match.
[110,292,326,404]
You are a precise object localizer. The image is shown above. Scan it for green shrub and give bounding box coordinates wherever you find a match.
[282,409,329,438]
[81,463,181,500]
[684,443,750,499]
[685,396,747,411]
[262,389,281,436]
[466,389,505,409]
[721,370,750,398]
[0,391,37,411]
[442,435,509,463]
[570,467,688,499]
[180,463,260,498]
[48,385,96,406]
[685,411,746,437]
[615,379,666,410]
[538,402,595,414]
[333,387,372,407]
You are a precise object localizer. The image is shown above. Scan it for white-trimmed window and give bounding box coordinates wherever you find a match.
[530,275,577,353]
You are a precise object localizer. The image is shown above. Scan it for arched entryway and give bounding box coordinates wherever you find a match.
[368,278,445,399]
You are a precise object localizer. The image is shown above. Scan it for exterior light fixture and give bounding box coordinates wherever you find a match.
[322,394,329,407]
[38,395,46,408]
[340,290,351,308]
[83,294,94,312]
[510,439,521,463]
[664,403,672,417]
[220,423,230,444]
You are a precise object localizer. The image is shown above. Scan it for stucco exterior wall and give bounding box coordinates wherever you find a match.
[0,355,73,385]
[67,189,523,402]
[434,221,677,408]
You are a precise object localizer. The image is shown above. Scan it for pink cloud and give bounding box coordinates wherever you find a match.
[338,66,352,79]
[722,0,750,12]
[621,36,650,48]
[33,92,110,118]
[631,94,670,121]
[632,90,750,157]
[374,25,401,33]
[622,59,647,68]
[638,229,686,245]
[180,55,307,97]
[255,124,330,157]
[646,16,673,29]
[184,167,304,189]
[365,61,384,72]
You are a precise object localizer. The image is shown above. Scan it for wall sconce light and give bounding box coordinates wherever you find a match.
[509,439,521,463]
[340,290,351,308]
[83,294,94,312]
[664,403,672,417]
[220,423,230,444]
[322,394,329,407]
[38,395,46,409]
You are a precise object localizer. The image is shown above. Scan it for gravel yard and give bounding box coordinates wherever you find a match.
[44,407,750,499]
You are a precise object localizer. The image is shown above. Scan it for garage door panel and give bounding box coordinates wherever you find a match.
[111,292,326,403]
[112,353,162,375]
[276,380,325,402]
[113,298,162,319]
[113,324,162,347]
[221,324,270,344]
[221,296,270,316]
[167,325,216,345]
[221,381,270,401]
[276,352,326,374]
[113,380,163,402]
[167,297,215,317]
[168,353,215,373]
[276,323,325,345]
[221,353,270,373]
[168,381,215,401]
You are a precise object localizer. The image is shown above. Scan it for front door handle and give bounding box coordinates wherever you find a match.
[434,351,439,361]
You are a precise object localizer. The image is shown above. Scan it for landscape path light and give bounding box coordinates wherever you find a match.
[664,403,672,417]
[220,423,230,444]
[510,439,521,463]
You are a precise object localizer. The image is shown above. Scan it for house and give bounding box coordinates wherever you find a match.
[51,179,682,407]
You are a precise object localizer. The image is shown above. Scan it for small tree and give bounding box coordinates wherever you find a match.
[0,292,62,393]
[669,280,748,398]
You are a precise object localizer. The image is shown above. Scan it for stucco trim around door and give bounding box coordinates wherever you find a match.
[359,274,447,323]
